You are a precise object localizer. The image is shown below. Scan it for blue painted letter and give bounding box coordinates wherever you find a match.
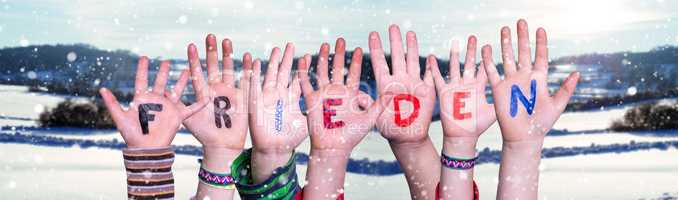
[510,79,537,118]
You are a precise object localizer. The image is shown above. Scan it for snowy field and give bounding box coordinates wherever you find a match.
[1,84,678,199]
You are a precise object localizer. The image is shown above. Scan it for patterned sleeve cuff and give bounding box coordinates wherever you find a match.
[123,146,175,200]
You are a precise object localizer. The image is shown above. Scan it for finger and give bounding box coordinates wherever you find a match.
[298,56,314,100]
[181,97,210,119]
[263,47,281,90]
[316,43,331,87]
[239,53,253,103]
[346,47,363,90]
[222,38,236,85]
[516,19,532,72]
[170,69,190,102]
[553,72,580,110]
[331,38,346,84]
[133,56,149,94]
[405,31,420,77]
[534,28,549,72]
[481,45,501,86]
[449,40,461,83]
[388,24,406,76]
[289,74,301,99]
[188,44,209,101]
[99,88,125,122]
[423,60,434,86]
[368,31,390,81]
[463,36,478,82]
[276,42,295,89]
[205,34,221,84]
[500,26,517,76]
[428,55,445,89]
[364,94,392,127]
[250,59,263,101]
[152,60,171,95]
[356,91,375,110]
[476,60,489,90]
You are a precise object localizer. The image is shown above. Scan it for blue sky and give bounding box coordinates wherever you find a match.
[1,0,677,60]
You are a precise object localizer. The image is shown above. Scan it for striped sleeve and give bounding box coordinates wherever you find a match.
[123,147,175,200]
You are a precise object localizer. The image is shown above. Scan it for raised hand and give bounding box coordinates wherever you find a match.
[249,43,308,183]
[431,36,495,200]
[431,36,496,141]
[482,19,579,200]
[300,38,387,152]
[368,25,439,200]
[99,57,208,148]
[482,20,579,142]
[369,25,436,143]
[182,35,251,150]
[182,35,252,200]
[301,38,387,200]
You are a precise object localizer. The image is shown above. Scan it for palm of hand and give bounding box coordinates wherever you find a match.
[481,20,579,142]
[368,26,436,144]
[305,85,374,151]
[250,87,308,150]
[249,44,308,153]
[120,94,184,147]
[438,82,495,138]
[376,75,436,143]
[431,36,497,138]
[181,36,252,149]
[100,58,207,148]
[184,84,249,148]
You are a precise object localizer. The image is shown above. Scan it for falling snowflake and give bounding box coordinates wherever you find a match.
[34,104,45,113]
[321,27,329,36]
[67,51,77,62]
[627,87,637,96]
[243,1,254,9]
[19,38,29,47]
[177,15,188,24]
[27,71,37,79]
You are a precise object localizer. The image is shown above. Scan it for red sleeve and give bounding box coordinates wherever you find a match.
[435,181,479,200]
[294,187,344,200]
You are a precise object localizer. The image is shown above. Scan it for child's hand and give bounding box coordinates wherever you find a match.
[430,36,496,141]
[299,38,388,153]
[368,25,436,144]
[482,19,579,143]
[99,57,208,148]
[182,35,251,151]
[248,43,308,156]
[300,38,388,200]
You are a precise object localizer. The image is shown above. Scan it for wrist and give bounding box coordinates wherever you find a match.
[202,146,242,173]
[309,148,352,159]
[443,136,478,158]
[388,135,432,152]
[502,140,544,153]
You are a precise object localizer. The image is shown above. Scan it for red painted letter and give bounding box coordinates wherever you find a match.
[453,92,472,120]
[323,98,345,129]
[393,94,420,127]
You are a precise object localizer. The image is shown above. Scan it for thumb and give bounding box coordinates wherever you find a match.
[553,71,580,111]
[99,88,126,122]
[364,94,393,127]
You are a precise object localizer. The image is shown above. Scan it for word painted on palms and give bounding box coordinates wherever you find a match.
[323,98,345,129]
[453,92,472,120]
[393,94,420,127]
[214,96,232,128]
[510,79,537,118]
[274,99,283,132]
[138,103,163,134]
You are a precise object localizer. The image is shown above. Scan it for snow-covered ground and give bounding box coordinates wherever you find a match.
[1,84,678,199]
